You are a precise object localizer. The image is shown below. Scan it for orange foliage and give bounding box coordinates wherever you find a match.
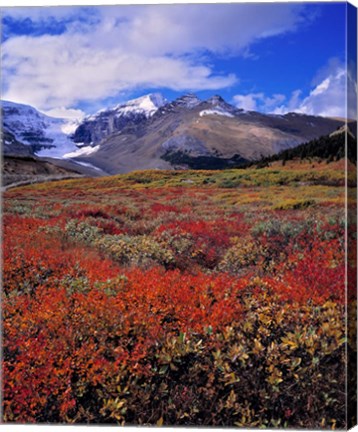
[2,174,353,426]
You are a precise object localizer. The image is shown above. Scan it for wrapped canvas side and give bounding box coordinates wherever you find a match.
[347,2,358,429]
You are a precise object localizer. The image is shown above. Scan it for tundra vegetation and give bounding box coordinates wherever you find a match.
[2,159,356,428]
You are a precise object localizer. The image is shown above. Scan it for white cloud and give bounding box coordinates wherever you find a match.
[42,106,85,121]
[233,93,262,111]
[310,77,330,96]
[3,6,87,21]
[274,61,350,117]
[295,74,345,117]
[110,4,308,57]
[4,4,308,56]
[347,60,357,120]
[2,34,237,110]
[233,92,285,112]
[261,94,286,110]
[2,3,309,112]
[234,60,356,119]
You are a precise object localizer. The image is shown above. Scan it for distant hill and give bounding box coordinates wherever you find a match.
[251,123,357,167]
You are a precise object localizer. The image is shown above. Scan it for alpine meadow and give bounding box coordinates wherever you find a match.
[1,1,357,428]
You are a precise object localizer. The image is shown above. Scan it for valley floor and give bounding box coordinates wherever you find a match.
[2,163,356,427]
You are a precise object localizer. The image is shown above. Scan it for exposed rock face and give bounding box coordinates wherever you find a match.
[72,93,167,145]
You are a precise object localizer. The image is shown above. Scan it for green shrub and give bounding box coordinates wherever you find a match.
[95,234,174,267]
[273,199,316,210]
[65,220,103,244]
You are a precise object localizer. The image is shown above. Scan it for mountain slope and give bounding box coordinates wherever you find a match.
[2,95,345,174]
[72,93,167,146]
[3,130,34,157]
[72,94,344,174]
[2,100,79,158]
[251,122,357,167]
[2,155,83,188]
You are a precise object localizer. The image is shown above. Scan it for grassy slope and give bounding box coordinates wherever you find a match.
[3,161,356,427]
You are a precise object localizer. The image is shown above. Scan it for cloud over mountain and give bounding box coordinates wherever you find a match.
[233,60,356,118]
[2,4,310,113]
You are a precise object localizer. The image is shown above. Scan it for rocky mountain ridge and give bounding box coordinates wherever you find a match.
[69,93,343,173]
[2,94,346,174]
[73,93,167,146]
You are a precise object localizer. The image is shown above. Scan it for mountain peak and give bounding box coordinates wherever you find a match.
[2,100,50,120]
[113,93,167,117]
[85,93,167,122]
[206,95,226,105]
[173,93,201,109]
[122,93,167,111]
[200,95,237,117]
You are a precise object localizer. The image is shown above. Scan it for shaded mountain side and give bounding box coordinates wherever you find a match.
[349,121,357,138]
[161,151,248,170]
[2,130,34,157]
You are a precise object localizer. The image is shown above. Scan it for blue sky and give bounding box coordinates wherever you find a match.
[1,2,355,119]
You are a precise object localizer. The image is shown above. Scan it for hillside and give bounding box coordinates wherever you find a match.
[2,155,83,188]
[251,123,357,168]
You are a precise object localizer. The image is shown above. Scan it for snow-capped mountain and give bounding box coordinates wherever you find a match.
[199,107,235,118]
[169,93,201,109]
[113,93,167,117]
[153,94,202,116]
[2,93,345,175]
[200,95,238,118]
[69,93,344,174]
[2,100,79,158]
[72,93,167,146]
[86,93,167,122]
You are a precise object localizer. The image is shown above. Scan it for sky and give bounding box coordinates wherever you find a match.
[1,2,356,120]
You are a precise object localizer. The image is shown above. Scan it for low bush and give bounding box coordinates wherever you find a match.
[2,166,353,427]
